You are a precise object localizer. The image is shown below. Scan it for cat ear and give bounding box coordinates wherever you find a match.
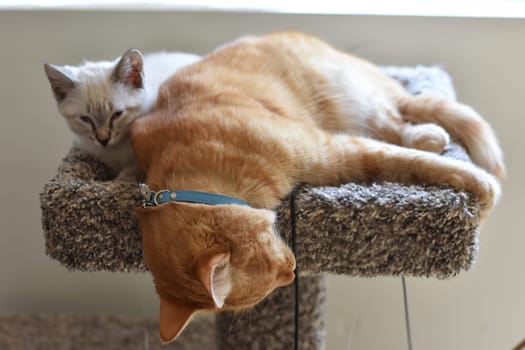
[113,48,144,89]
[43,63,76,103]
[159,297,196,344]
[196,253,232,308]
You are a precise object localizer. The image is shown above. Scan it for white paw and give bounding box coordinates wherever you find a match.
[402,124,450,153]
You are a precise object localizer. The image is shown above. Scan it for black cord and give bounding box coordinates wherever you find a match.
[290,190,299,350]
[402,276,413,350]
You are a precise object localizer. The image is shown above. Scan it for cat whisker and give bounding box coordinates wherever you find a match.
[143,325,149,350]
[346,302,360,350]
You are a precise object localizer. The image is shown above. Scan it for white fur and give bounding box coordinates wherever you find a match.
[311,60,394,135]
[141,52,202,112]
[210,262,232,308]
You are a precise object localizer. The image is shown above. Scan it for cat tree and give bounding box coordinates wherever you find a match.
[32,66,482,350]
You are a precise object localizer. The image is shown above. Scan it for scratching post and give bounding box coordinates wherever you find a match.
[39,66,481,349]
[217,276,327,350]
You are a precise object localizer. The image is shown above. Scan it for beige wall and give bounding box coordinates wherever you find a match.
[0,10,523,349]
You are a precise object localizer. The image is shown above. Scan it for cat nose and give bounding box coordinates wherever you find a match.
[276,268,295,287]
[95,128,111,146]
[96,135,110,146]
[276,251,296,287]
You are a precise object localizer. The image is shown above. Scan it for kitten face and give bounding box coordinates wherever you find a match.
[44,49,146,148]
[135,202,296,344]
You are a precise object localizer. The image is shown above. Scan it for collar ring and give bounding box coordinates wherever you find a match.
[153,190,170,206]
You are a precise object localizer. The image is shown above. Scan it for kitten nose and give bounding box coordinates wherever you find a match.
[95,128,111,146]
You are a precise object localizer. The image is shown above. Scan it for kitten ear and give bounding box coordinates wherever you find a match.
[196,253,232,308]
[43,63,76,103]
[113,48,144,89]
[159,297,196,344]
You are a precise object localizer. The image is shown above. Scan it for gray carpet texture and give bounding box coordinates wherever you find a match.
[0,314,216,350]
[38,66,482,350]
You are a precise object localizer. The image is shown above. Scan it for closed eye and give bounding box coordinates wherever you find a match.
[110,110,124,127]
[111,110,123,120]
[79,115,92,124]
[79,115,95,130]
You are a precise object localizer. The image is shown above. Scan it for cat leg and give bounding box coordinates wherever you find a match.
[400,123,450,154]
[300,133,500,216]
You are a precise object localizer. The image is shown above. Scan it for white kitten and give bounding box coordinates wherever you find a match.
[44,49,201,181]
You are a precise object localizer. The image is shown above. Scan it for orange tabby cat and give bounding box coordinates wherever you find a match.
[131,31,504,343]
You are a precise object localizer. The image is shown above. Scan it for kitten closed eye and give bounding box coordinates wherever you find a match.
[110,110,124,127]
[111,110,123,120]
[79,115,94,127]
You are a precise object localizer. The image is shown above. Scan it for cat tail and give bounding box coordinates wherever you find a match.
[397,94,506,180]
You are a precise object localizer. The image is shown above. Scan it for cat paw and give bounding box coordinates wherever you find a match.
[446,163,501,216]
[402,123,450,154]
[472,170,500,212]
[470,139,507,181]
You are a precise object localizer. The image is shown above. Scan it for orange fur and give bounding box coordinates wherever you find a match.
[131,31,504,342]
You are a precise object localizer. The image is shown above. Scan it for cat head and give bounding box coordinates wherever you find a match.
[44,49,146,148]
[134,202,296,344]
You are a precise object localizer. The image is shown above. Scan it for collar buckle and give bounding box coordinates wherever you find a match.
[139,183,152,207]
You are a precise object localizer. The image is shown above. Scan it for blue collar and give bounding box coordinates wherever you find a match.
[139,183,249,207]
